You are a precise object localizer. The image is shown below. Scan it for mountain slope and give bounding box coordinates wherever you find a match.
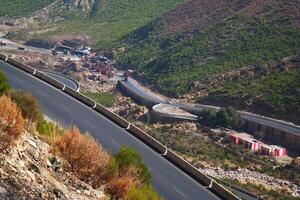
[117,0,300,123]
[31,0,184,48]
[0,0,56,18]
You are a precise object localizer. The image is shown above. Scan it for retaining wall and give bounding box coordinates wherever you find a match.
[7,57,35,74]
[211,181,241,200]
[35,71,65,89]
[128,125,166,154]
[94,104,129,128]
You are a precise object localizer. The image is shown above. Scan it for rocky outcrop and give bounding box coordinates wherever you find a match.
[67,0,95,13]
[0,131,105,199]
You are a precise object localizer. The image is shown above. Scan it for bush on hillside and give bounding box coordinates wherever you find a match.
[200,107,244,129]
[0,95,24,152]
[55,127,110,187]
[104,146,156,199]
[0,71,10,96]
[10,90,43,127]
[112,146,151,185]
[104,176,132,200]
[127,185,162,200]
[36,119,63,145]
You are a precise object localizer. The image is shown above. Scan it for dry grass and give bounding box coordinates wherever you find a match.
[55,127,110,187]
[0,95,24,152]
[104,176,133,200]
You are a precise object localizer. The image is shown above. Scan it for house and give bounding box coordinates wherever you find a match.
[229,133,260,151]
[260,144,286,156]
[228,132,286,156]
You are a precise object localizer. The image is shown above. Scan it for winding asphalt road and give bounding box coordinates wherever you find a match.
[41,70,79,91]
[121,79,300,137]
[0,61,221,199]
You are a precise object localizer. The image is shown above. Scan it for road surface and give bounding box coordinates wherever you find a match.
[0,61,221,200]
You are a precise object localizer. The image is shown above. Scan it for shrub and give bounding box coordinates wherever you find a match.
[10,90,43,126]
[36,119,63,145]
[55,127,109,187]
[0,95,24,152]
[113,146,151,185]
[127,185,162,200]
[105,176,132,200]
[201,108,217,127]
[0,71,10,96]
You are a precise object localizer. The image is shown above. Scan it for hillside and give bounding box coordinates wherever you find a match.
[0,0,56,18]
[117,0,300,124]
[0,131,105,199]
[20,0,184,48]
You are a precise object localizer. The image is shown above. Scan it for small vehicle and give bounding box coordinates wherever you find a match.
[0,40,7,46]
[18,46,25,50]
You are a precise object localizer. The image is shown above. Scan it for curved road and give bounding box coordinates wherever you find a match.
[0,61,220,200]
[120,79,300,136]
[124,78,168,105]
[41,70,79,91]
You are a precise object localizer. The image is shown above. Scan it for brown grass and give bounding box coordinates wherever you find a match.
[0,95,24,152]
[55,127,110,187]
[105,176,132,200]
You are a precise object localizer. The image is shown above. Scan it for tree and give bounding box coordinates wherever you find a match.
[0,95,24,152]
[0,70,10,96]
[200,107,243,129]
[216,108,231,127]
[201,108,217,126]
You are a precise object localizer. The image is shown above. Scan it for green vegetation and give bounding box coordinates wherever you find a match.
[204,68,300,120]
[117,2,300,122]
[119,16,300,96]
[200,107,244,130]
[0,0,55,17]
[84,92,116,107]
[111,145,152,185]
[0,70,10,95]
[36,119,63,145]
[128,185,162,200]
[34,0,183,49]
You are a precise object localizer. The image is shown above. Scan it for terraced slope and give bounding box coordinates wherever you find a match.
[0,0,56,17]
[117,0,300,123]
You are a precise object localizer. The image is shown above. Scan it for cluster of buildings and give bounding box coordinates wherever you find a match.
[81,54,113,82]
[228,133,286,157]
[54,44,116,83]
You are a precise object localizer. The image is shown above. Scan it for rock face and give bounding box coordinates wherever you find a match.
[0,131,105,199]
[66,0,95,13]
